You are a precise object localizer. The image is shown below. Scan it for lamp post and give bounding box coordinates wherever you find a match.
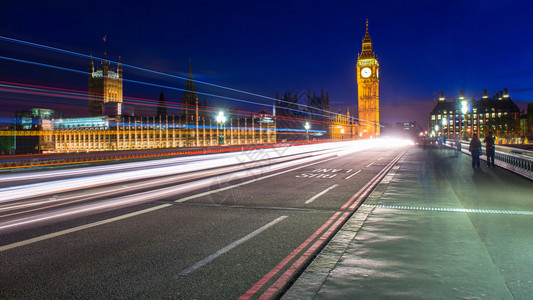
[341,127,345,141]
[441,117,447,140]
[304,122,310,142]
[216,111,226,145]
[461,100,468,140]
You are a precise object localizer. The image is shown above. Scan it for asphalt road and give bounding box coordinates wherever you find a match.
[0,142,408,299]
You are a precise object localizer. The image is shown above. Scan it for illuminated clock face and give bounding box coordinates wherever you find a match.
[361,67,371,78]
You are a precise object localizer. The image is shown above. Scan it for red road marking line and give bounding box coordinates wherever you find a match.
[340,177,373,210]
[238,212,342,300]
[340,167,385,210]
[348,175,384,211]
[259,212,351,299]
[340,152,404,210]
[348,152,405,211]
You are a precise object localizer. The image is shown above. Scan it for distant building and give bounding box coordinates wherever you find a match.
[429,89,521,143]
[401,121,422,137]
[527,102,533,142]
[274,90,331,141]
[306,90,330,139]
[13,108,55,153]
[356,20,380,138]
[380,121,421,138]
[88,53,123,116]
[274,91,304,142]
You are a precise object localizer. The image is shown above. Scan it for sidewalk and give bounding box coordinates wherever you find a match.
[284,147,533,299]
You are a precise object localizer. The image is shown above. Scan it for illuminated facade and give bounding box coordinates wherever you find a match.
[88,53,123,116]
[6,114,276,153]
[50,115,276,152]
[429,89,521,143]
[330,108,357,140]
[356,20,380,138]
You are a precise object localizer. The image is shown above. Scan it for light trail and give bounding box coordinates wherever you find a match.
[0,35,383,127]
[0,143,351,232]
[0,139,412,218]
[0,140,411,202]
[0,35,370,126]
[0,142,358,202]
[0,55,359,125]
[0,147,340,216]
[0,79,337,129]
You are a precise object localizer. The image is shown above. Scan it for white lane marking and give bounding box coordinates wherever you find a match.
[366,162,375,168]
[345,170,362,180]
[0,204,172,252]
[177,215,288,277]
[305,184,339,204]
[0,151,342,250]
[0,155,338,247]
[175,155,339,203]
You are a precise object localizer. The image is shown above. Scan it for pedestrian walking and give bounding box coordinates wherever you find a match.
[455,138,461,156]
[469,133,482,168]
[484,131,495,168]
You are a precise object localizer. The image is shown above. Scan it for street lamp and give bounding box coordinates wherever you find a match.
[304,122,310,142]
[216,111,226,145]
[442,117,447,136]
[341,127,345,141]
[461,100,468,140]
[461,101,468,114]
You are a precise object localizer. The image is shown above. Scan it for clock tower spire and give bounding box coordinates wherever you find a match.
[356,20,380,138]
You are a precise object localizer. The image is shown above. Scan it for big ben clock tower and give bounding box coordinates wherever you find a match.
[357,20,380,137]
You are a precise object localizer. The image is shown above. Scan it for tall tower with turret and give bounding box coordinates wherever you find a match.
[356,20,380,137]
[182,59,199,123]
[88,53,123,116]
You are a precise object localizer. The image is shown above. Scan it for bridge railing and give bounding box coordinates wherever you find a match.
[445,141,533,180]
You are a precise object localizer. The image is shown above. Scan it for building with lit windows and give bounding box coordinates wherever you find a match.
[429,89,521,143]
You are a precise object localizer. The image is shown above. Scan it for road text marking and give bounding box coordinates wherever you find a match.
[176,156,339,203]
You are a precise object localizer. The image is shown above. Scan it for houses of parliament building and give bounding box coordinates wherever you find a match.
[9,55,276,154]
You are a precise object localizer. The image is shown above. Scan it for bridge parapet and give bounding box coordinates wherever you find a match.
[446,141,533,180]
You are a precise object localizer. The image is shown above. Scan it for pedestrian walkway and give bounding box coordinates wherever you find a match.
[284,147,533,299]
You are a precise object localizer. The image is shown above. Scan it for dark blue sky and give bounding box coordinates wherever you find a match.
[1,0,532,129]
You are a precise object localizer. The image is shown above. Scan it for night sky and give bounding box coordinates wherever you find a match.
[1,0,532,129]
